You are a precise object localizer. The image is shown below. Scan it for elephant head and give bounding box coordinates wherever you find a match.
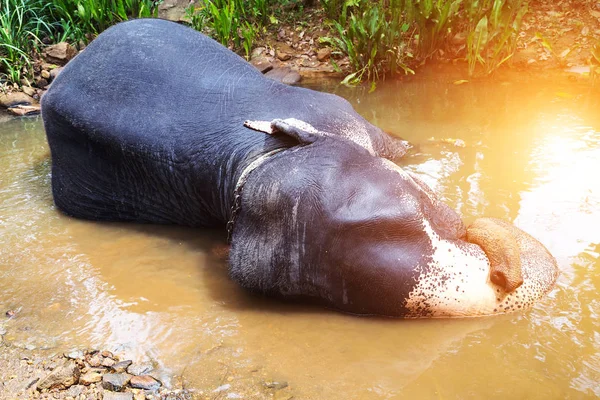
[229,119,559,318]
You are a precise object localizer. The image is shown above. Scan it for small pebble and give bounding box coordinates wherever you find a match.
[103,392,133,400]
[87,354,102,367]
[126,362,153,376]
[129,375,161,391]
[65,350,85,360]
[102,357,116,367]
[264,380,288,390]
[102,373,131,391]
[111,360,133,373]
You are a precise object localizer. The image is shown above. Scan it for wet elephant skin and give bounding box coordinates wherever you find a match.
[42,19,558,317]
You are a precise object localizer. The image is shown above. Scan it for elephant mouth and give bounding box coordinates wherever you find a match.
[405,218,560,318]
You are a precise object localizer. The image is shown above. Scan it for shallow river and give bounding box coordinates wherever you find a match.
[1,70,599,399]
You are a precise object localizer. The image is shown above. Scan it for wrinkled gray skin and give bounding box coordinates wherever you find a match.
[42,19,557,317]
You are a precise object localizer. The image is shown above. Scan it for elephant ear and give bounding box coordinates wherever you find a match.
[244,118,327,145]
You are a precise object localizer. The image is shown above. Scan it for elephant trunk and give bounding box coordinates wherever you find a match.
[466,218,524,293]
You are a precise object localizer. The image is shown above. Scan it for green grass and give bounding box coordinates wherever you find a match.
[0,0,52,84]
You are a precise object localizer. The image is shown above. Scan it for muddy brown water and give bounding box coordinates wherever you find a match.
[1,71,599,399]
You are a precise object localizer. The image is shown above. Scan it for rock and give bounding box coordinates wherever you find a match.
[102,357,116,367]
[130,375,161,391]
[37,360,80,391]
[131,389,146,400]
[566,65,591,74]
[7,104,41,116]
[276,43,294,61]
[104,392,133,400]
[34,77,49,88]
[250,57,274,74]
[43,42,77,65]
[126,363,154,376]
[101,350,114,358]
[49,67,63,81]
[274,392,294,400]
[0,92,34,108]
[65,384,85,397]
[265,68,301,85]
[79,369,104,385]
[65,350,85,360]
[157,0,189,22]
[264,381,288,390]
[41,70,51,79]
[317,47,332,62]
[111,360,133,373]
[300,58,320,68]
[87,353,102,367]
[102,373,131,391]
[22,86,36,97]
[277,52,292,61]
[251,47,266,59]
[41,62,59,71]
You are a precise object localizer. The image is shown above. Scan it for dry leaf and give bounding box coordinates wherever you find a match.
[559,48,571,58]
[582,26,590,36]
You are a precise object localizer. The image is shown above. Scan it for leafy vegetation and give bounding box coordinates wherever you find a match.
[0,0,51,84]
[49,0,160,41]
[186,0,263,59]
[464,0,527,76]
[324,0,530,83]
[406,0,462,60]
[321,1,414,85]
[1,0,597,89]
[0,0,160,85]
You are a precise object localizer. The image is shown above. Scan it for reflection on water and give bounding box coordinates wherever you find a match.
[1,70,599,399]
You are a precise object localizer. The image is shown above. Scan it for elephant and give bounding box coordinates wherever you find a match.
[41,18,559,317]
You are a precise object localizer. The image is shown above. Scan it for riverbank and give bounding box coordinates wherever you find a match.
[1,311,293,400]
[0,341,190,399]
[1,309,192,400]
